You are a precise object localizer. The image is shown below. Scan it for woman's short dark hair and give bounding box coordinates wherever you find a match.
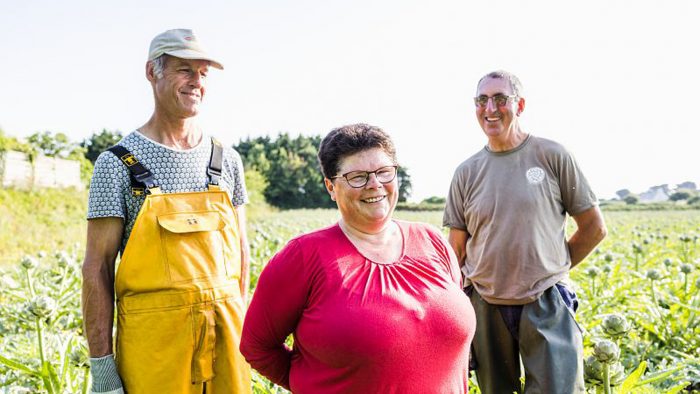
[318,123,397,179]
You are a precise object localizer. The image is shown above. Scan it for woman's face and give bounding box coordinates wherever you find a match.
[325,148,398,233]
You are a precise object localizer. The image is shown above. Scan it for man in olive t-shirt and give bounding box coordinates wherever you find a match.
[443,70,607,394]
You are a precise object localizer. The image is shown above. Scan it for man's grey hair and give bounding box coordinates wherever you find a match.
[150,54,168,79]
[477,70,524,97]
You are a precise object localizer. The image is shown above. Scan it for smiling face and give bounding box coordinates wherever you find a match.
[475,76,525,144]
[148,56,210,119]
[325,148,398,233]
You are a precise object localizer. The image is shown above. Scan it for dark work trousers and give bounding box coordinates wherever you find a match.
[466,284,585,394]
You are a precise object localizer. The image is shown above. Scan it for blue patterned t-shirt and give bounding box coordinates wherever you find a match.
[87,131,248,252]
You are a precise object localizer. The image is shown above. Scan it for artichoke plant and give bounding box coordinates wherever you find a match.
[584,356,625,386]
[68,343,89,368]
[601,314,631,339]
[594,340,620,363]
[21,255,39,270]
[646,269,661,281]
[26,296,57,319]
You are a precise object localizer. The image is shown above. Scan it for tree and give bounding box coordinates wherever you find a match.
[27,131,74,157]
[397,166,412,202]
[0,129,34,155]
[422,196,446,204]
[81,129,123,164]
[669,191,692,201]
[25,130,94,184]
[235,134,333,209]
[234,133,413,209]
[623,194,639,205]
[615,189,631,200]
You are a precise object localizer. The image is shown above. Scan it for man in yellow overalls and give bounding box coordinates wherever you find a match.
[81,29,252,393]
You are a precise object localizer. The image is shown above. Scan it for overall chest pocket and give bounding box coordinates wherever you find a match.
[157,211,230,284]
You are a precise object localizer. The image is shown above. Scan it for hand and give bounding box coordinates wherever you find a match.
[89,354,124,393]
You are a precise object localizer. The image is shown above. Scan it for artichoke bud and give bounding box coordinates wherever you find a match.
[586,266,600,278]
[584,355,604,384]
[601,314,631,338]
[608,362,625,386]
[69,344,89,368]
[593,339,620,363]
[632,243,643,253]
[646,269,661,281]
[20,256,39,270]
[56,251,73,268]
[26,296,57,319]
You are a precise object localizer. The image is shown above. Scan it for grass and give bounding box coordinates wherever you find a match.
[0,188,87,266]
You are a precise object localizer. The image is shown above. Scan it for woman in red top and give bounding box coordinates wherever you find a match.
[240,123,476,393]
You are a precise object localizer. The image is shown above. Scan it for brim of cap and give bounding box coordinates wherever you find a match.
[162,49,224,70]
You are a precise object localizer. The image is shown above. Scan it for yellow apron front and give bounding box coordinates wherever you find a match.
[115,185,251,393]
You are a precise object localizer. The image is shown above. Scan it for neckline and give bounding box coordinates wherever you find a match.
[336,220,407,266]
[133,129,206,152]
[485,133,532,156]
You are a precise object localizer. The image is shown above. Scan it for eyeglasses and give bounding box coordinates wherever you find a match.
[331,165,398,188]
[474,94,517,108]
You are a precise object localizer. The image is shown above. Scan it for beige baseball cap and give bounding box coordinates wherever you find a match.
[148,28,223,70]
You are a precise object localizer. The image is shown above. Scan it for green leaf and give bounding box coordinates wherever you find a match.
[618,361,646,394]
[674,301,700,313]
[663,382,690,394]
[40,362,54,394]
[59,338,73,388]
[0,353,41,376]
[46,361,62,393]
[636,365,685,386]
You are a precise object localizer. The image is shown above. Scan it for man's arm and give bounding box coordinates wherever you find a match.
[82,217,123,357]
[568,206,607,268]
[447,228,470,268]
[237,205,251,302]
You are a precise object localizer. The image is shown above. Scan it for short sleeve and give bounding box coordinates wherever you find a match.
[442,166,467,230]
[555,149,597,216]
[223,148,248,207]
[87,151,128,219]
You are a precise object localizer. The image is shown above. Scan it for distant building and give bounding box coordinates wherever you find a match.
[676,181,697,191]
[0,150,83,190]
[639,184,670,202]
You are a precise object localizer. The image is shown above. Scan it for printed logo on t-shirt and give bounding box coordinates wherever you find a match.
[526,167,545,185]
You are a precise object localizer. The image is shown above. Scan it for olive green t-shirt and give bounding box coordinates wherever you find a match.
[443,135,597,305]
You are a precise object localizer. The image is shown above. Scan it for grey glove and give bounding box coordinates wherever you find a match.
[89,354,124,394]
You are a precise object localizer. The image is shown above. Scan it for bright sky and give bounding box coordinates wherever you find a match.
[2,0,699,202]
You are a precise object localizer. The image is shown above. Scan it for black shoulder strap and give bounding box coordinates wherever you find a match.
[207,138,224,185]
[107,145,159,195]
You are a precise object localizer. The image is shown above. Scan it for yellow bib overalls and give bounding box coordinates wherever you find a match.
[109,142,251,393]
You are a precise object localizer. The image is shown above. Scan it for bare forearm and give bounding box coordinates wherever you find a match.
[568,207,607,268]
[82,218,122,357]
[568,234,602,267]
[82,262,116,357]
[447,228,469,268]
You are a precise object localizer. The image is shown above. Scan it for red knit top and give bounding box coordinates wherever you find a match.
[240,221,476,393]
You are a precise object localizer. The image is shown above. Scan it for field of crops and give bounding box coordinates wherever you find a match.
[1,208,699,393]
